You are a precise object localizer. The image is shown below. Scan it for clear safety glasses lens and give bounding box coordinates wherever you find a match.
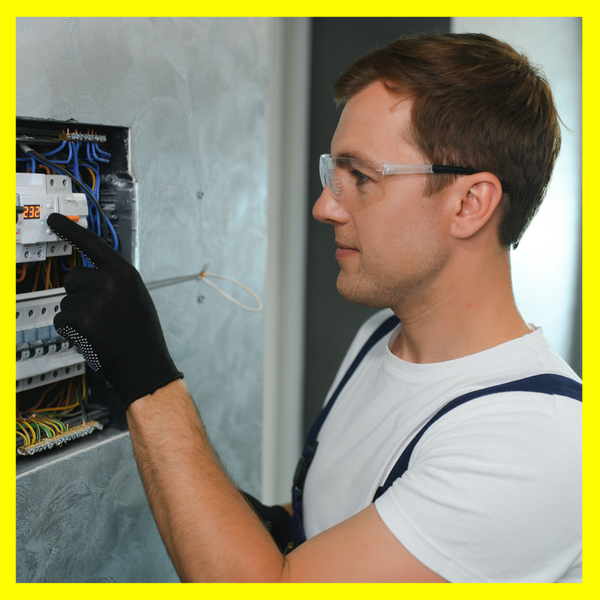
[319,154,384,201]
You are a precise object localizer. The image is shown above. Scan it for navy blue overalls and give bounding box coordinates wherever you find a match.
[284,314,582,552]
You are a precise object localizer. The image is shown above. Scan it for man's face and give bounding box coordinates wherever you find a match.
[313,81,452,313]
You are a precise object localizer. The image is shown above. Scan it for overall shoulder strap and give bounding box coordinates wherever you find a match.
[305,314,400,447]
[287,314,400,550]
[372,373,582,501]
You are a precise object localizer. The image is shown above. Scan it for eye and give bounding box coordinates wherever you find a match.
[350,168,371,186]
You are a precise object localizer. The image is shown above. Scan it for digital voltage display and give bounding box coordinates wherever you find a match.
[23,205,41,219]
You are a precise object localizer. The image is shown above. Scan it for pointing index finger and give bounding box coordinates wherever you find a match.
[47,213,116,268]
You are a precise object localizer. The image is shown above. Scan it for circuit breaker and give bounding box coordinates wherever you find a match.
[16,173,88,263]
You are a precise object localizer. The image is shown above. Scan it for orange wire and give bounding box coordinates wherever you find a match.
[62,378,74,407]
[45,258,52,289]
[24,381,59,414]
[51,258,59,288]
[46,381,65,409]
[32,261,42,292]
[16,263,28,282]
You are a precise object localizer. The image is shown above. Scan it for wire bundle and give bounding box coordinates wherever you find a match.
[16,374,88,450]
[16,416,67,447]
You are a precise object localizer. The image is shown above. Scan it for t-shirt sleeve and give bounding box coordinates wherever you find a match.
[374,393,582,582]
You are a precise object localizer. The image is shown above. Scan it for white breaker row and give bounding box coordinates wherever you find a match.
[16,172,88,263]
[16,288,86,393]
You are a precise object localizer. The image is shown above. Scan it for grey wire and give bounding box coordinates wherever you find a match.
[145,274,201,290]
[144,265,262,312]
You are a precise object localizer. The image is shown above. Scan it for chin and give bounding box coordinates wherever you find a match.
[336,276,390,309]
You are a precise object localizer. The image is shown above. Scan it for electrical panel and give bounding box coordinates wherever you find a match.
[16,117,135,459]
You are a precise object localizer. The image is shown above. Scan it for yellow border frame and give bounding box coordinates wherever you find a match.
[3,7,592,595]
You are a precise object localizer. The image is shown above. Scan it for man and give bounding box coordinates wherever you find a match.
[48,32,581,582]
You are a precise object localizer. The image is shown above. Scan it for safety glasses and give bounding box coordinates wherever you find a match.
[319,154,509,201]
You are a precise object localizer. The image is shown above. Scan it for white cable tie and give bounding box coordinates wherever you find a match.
[198,271,263,313]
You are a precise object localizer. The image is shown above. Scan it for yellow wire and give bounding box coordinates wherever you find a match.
[34,417,60,435]
[24,420,37,442]
[17,421,35,444]
[85,167,96,192]
[16,431,29,445]
[35,401,80,413]
[16,423,30,446]
[46,417,67,433]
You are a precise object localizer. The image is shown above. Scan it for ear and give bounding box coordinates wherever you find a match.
[449,174,504,241]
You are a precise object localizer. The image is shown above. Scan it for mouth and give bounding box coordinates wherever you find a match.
[335,241,359,260]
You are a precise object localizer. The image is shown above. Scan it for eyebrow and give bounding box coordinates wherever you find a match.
[334,150,368,161]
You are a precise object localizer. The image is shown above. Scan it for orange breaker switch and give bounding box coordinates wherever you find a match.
[66,215,80,223]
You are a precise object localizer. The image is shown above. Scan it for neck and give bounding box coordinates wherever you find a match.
[390,247,530,364]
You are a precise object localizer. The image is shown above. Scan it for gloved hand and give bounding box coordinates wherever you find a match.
[240,490,291,553]
[47,212,183,408]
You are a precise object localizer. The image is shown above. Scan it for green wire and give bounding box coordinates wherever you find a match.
[37,422,53,438]
[31,420,41,441]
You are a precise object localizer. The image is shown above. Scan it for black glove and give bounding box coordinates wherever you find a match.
[240,491,291,553]
[47,213,183,408]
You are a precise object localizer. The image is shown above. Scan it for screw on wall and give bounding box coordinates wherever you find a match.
[197,295,205,304]
[197,191,204,200]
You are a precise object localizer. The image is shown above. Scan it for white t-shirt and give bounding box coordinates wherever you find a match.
[303,309,582,582]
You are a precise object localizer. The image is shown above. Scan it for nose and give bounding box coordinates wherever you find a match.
[312,184,350,225]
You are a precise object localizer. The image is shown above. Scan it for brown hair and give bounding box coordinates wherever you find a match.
[333,32,561,248]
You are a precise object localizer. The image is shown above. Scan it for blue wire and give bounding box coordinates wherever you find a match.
[78,160,118,251]
[79,162,103,235]
[85,143,97,167]
[17,157,36,172]
[20,146,119,253]
[94,142,111,159]
[80,161,100,182]
[91,142,110,163]
[42,141,67,158]
[44,142,73,164]
[106,213,119,252]
[72,142,80,179]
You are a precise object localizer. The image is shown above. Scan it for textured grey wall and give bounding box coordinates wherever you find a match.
[17,432,177,582]
[16,17,269,582]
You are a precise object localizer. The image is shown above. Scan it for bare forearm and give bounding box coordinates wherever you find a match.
[126,379,286,582]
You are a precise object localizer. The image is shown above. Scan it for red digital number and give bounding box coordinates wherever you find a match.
[24,205,40,219]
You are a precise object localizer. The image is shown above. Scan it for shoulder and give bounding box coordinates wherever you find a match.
[375,386,581,582]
